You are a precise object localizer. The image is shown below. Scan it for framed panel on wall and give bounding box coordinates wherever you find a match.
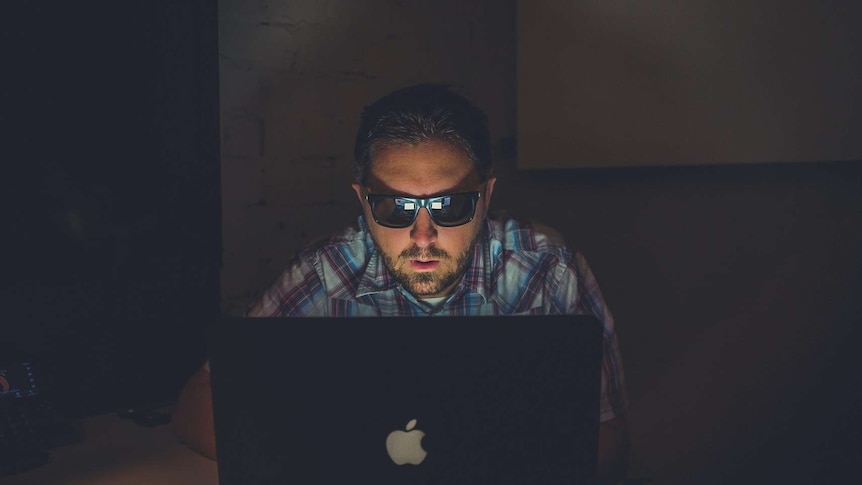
[517,0,862,169]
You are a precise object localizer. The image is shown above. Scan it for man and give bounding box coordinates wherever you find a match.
[174,84,630,483]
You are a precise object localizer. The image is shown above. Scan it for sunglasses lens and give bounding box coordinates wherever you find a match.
[371,197,417,228]
[430,194,476,227]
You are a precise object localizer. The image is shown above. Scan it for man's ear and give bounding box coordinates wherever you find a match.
[482,177,497,210]
[351,183,364,207]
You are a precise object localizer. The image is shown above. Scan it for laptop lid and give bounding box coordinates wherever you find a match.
[208,315,602,485]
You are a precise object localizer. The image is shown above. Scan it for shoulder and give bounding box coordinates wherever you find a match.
[486,211,571,260]
[247,220,371,317]
[298,220,370,267]
[484,212,576,281]
[292,220,376,294]
[483,212,586,314]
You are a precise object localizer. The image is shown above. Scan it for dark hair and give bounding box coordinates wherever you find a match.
[353,84,492,184]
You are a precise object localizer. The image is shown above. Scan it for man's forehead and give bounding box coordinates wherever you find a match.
[365,140,481,196]
[365,169,482,197]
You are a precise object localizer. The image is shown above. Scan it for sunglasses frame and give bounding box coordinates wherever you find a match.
[364,189,482,228]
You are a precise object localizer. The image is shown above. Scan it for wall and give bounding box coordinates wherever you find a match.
[219,1,862,483]
[517,0,862,168]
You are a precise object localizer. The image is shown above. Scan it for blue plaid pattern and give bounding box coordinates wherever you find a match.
[248,212,628,421]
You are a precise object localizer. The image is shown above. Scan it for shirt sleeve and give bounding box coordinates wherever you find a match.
[245,252,329,317]
[557,251,630,422]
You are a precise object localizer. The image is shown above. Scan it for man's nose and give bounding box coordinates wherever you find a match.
[410,208,438,247]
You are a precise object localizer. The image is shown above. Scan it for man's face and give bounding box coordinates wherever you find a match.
[352,140,496,299]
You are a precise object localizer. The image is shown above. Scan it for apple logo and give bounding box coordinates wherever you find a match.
[385,418,428,465]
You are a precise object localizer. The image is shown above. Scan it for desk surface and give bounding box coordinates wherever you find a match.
[5,413,218,485]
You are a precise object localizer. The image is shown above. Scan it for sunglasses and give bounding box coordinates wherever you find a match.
[365,189,482,228]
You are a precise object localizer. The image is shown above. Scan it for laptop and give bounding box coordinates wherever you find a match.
[208,315,603,485]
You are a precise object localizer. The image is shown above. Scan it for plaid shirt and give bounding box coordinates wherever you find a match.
[248,212,628,421]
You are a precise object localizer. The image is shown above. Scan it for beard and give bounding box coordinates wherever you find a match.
[377,239,477,298]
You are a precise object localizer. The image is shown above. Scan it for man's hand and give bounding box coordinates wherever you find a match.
[597,415,630,485]
[172,366,217,460]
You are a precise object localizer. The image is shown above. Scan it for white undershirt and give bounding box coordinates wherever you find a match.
[419,296,448,311]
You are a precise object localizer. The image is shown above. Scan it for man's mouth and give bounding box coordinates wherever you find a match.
[410,260,440,272]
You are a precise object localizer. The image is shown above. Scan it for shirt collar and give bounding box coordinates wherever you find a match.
[355,216,398,297]
[444,221,492,305]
